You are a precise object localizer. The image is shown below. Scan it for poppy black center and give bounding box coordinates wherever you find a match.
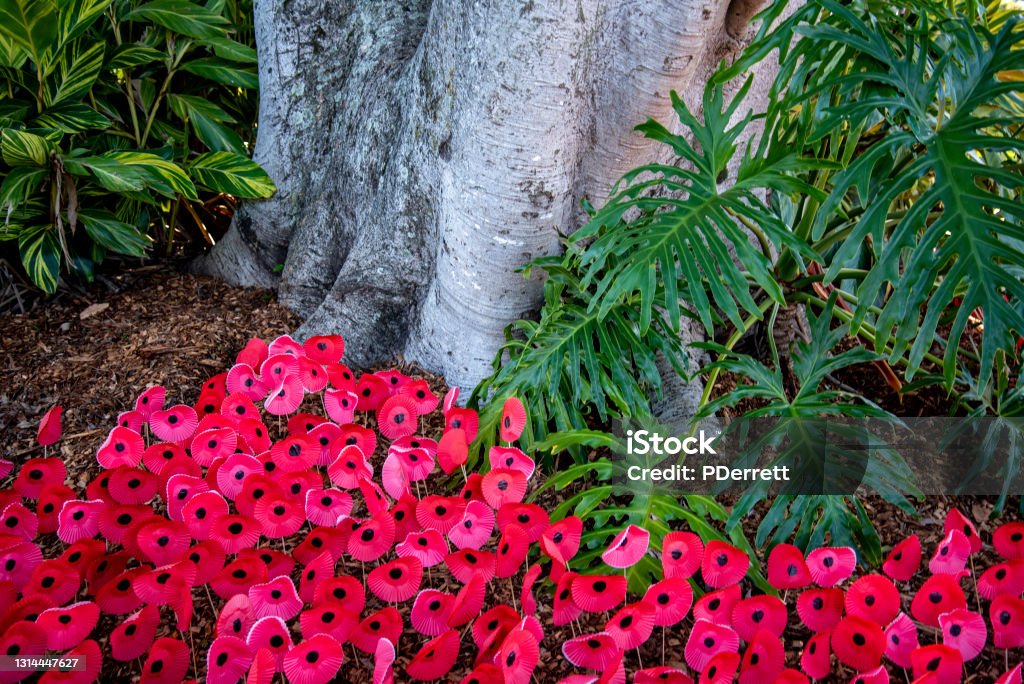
[926,657,941,672]
[787,564,797,577]
[72,510,84,521]
[708,667,717,677]
[394,414,405,424]
[620,615,633,628]
[501,543,509,554]
[716,553,727,566]
[504,417,511,428]
[671,549,682,560]
[271,590,281,599]
[435,505,446,516]
[852,633,865,646]
[708,598,721,610]
[750,653,759,665]
[506,652,515,666]
[126,625,137,636]
[389,568,402,580]
[891,635,899,644]
[196,508,207,519]
[464,520,473,529]
[232,570,247,579]
[265,462,276,471]
[452,419,462,428]
[216,653,227,666]
[559,589,570,600]
[518,514,530,524]
[1000,611,1011,625]
[43,504,54,513]
[587,639,601,648]
[235,471,245,480]
[703,637,715,648]
[115,443,125,452]
[128,478,141,488]
[950,624,962,636]
[823,556,834,567]
[997,568,1007,580]
[865,595,875,606]
[168,415,178,424]
[809,642,817,653]
[418,537,428,546]
[497,481,508,491]
[156,573,171,584]
[361,529,374,542]
[273,505,286,516]
[117,579,130,591]
[177,489,188,500]
[928,592,942,604]
[1012,532,1023,542]
[157,535,169,547]
[289,444,301,457]
[208,439,218,449]
[29,469,42,479]
[940,546,948,556]
[42,576,55,588]
[333,588,346,599]
[752,609,764,622]
[58,615,71,624]
[151,661,163,673]
[593,580,607,592]
[290,483,300,494]
[812,597,824,610]
[429,600,442,611]
[395,511,405,521]
[270,636,284,648]
[190,553,201,563]
[97,561,108,572]
[306,651,319,663]
[370,621,381,630]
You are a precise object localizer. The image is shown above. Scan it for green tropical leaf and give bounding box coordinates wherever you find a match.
[35,101,111,132]
[166,93,236,123]
[47,42,104,105]
[17,223,60,292]
[1,128,52,166]
[107,44,164,68]
[78,208,150,256]
[63,154,146,192]
[180,57,257,89]
[200,36,257,63]
[189,111,245,153]
[0,0,58,68]
[0,165,46,211]
[107,151,197,199]
[125,0,228,39]
[56,0,109,44]
[189,151,274,197]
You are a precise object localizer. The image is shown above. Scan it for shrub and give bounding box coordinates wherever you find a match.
[0,0,274,293]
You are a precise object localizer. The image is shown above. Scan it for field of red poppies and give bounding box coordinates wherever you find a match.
[0,272,1021,683]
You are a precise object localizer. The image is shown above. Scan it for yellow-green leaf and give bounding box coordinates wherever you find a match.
[18,223,61,293]
[48,41,104,105]
[125,0,228,40]
[1,128,52,166]
[189,151,275,198]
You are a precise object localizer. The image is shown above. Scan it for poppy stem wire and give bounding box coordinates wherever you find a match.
[204,584,216,614]
[509,578,517,612]
[969,554,982,613]
[661,625,666,664]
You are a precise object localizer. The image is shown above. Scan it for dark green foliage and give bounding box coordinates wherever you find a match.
[0,0,274,292]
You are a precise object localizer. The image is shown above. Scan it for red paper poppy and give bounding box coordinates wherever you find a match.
[282,634,343,684]
[929,529,971,576]
[84,550,129,594]
[642,577,692,627]
[133,561,197,605]
[298,602,358,644]
[488,446,535,481]
[377,395,419,440]
[481,469,527,509]
[373,637,397,684]
[350,607,403,654]
[0,502,38,542]
[293,527,346,567]
[117,409,145,432]
[296,355,329,392]
[235,473,283,518]
[15,457,66,499]
[605,600,655,650]
[309,575,363,615]
[406,629,460,681]
[845,574,900,626]
[731,594,787,642]
[210,557,269,600]
[94,568,145,614]
[381,453,412,500]
[359,475,393,515]
[800,629,832,679]
[328,444,372,489]
[303,334,345,363]
[499,397,527,442]
[884,612,919,669]
[499,626,540,684]
[445,408,479,443]
[460,472,485,502]
[221,392,261,424]
[263,374,304,416]
[398,379,438,414]
[36,405,63,446]
[348,510,396,562]
[36,601,99,651]
[110,604,159,662]
[519,563,542,617]
[448,499,494,550]
[417,496,466,535]
[686,619,740,673]
[552,573,584,627]
[562,631,622,670]
[994,522,1024,560]
[368,557,423,603]
[297,550,335,603]
[446,549,497,584]
[939,608,986,661]
[107,466,158,505]
[411,589,455,636]
[910,644,963,684]
[181,540,227,585]
[57,499,104,544]
[301,488,351,528]
[436,428,469,475]
[38,638,102,683]
[990,594,1024,649]
[693,584,742,626]
[206,635,253,684]
[979,560,1024,599]
[151,404,199,442]
[635,666,692,684]
[702,540,749,588]
[767,543,812,590]
[164,472,208,521]
[245,616,292,671]
[280,470,321,502]
[227,362,268,401]
[390,445,435,483]
[321,389,357,426]
[944,508,981,554]
[96,426,145,469]
[599,525,649,569]
[831,615,884,672]
[572,574,627,613]
[136,519,190,566]
[215,594,253,641]
[997,664,1023,684]
[254,496,305,539]
[248,575,303,621]
[796,587,845,632]
[23,558,78,605]
[323,361,355,391]
[496,524,530,578]
[541,516,583,566]
[0,620,47,665]
[135,385,167,418]
[739,629,785,683]
[183,490,229,540]
[270,434,318,473]
[37,483,75,534]
[497,505,547,546]
[248,647,275,684]
[448,574,487,628]
[355,373,390,411]
[141,442,185,476]
[195,389,223,417]
[213,453,260,500]
[262,343,301,372]
[806,546,856,587]
[883,535,923,582]
[442,387,459,413]
[911,574,966,627]
[189,427,237,468]
[397,530,449,568]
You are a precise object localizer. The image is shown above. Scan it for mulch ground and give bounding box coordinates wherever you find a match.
[0,265,1021,682]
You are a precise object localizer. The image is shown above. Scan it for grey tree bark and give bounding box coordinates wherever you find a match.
[195,0,775,410]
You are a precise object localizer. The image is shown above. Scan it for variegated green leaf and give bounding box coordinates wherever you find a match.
[35,101,110,132]
[0,0,58,68]
[48,41,104,105]
[180,57,257,89]
[108,151,197,199]
[125,0,228,39]
[0,165,46,211]
[200,36,257,63]
[189,111,244,153]
[189,151,274,198]
[107,44,163,69]
[57,0,109,44]
[18,223,60,292]
[167,93,236,123]
[63,154,146,192]
[78,208,150,256]
[1,128,52,166]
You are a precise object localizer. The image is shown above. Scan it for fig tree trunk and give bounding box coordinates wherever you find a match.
[195,0,777,409]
